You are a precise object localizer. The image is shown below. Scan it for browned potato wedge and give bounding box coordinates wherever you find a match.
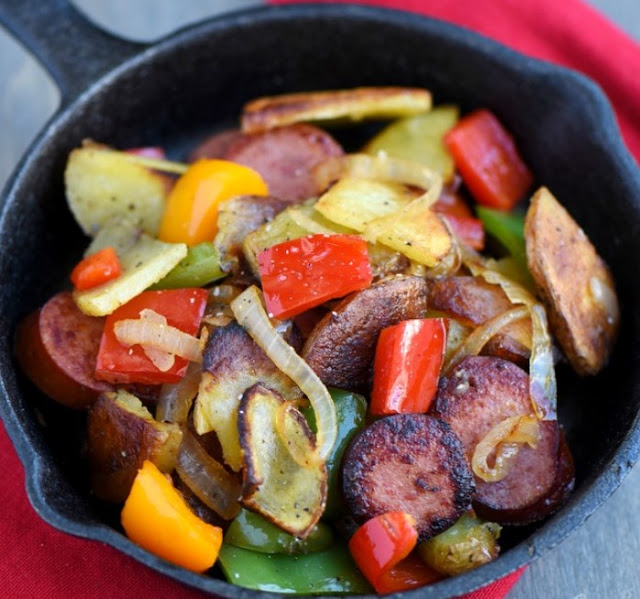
[302,275,428,389]
[241,87,432,133]
[238,384,327,538]
[525,187,619,374]
[193,321,303,471]
[65,142,171,236]
[87,389,183,502]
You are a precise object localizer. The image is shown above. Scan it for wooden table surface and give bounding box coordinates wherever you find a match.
[1,2,639,598]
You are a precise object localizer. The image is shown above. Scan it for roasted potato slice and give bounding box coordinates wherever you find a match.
[87,389,182,502]
[241,87,432,133]
[314,177,414,232]
[74,233,187,317]
[525,187,619,374]
[193,321,303,471]
[363,105,459,180]
[238,384,327,538]
[65,142,171,236]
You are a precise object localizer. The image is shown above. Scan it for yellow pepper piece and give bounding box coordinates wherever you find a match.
[158,159,268,246]
[121,460,223,573]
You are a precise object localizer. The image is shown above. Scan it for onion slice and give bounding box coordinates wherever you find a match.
[231,285,337,462]
[443,306,530,375]
[472,414,542,482]
[461,246,557,420]
[156,361,202,424]
[175,430,242,520]
[114,308,203,364]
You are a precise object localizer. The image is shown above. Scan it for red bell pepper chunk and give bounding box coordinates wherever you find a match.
[348,512,418,593]
[440,213,485,250]
[95,288,208,385]
[371,318,447,415]
[257,234,373,320]
[444,109,533,211]
[70,246,122,291]
[375,553,443,594]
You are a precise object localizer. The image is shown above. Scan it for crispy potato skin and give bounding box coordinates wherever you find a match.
[427,276,531,367]
[525,187,619,375]
[302,275,428,389]
[15,292,112,409]
[87,391,182,502]
[342,414,474,541]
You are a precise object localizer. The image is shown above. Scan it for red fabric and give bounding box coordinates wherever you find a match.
[3,1,639,598]
[270,0,640,163]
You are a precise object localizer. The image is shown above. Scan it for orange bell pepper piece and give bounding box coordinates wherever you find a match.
[121,460,223,573]
[158,159,268,246]
[348,511,418,593]
[70,246,122,291]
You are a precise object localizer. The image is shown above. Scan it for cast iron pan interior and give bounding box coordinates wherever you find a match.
[0,2,639,597]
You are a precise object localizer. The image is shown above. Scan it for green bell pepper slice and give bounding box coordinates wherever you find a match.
[303,388,367,520]
[476,206,527,267]
[225,508,334,555]
[217,543,373,594]
[150,241,226,289]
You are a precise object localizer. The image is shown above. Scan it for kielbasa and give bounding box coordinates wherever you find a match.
[15,291,112,409]
[302,275,428,390]
[342,413,474,540]
[223,123,344,203]
[433,356,559,523]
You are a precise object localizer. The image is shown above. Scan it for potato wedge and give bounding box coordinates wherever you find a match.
[84,214,142,257]
[241,87,432,133]
[525,187,619,374]
[364,198,453,266]
[193,321,303,471]
[74,234,187,316]
[65,143,171,236]
[314,177,413,232]
[238,384,327,538]
[87,389,182,502]
[363,105,459,180]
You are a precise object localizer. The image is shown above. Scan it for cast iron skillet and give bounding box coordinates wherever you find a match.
[1,1,640,597]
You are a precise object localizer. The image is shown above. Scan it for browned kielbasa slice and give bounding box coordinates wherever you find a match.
[302,275,428,390]
[15,291,112,409]
[342,413,474,540]
[188,128,243,162]
[223,123,344,203]
[427,276,531,367]
[433,356,559,523]
[474,429,574,525]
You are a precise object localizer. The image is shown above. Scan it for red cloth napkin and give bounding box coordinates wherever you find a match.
[2,1,639,598]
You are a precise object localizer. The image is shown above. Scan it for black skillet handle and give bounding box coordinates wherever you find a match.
[0,0,144,105]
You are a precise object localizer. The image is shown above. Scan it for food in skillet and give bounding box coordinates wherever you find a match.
[15,87,619,594]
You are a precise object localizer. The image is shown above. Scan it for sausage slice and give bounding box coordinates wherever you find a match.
[434,356,559,522]
[342,414,474,540]
[16,292,112,409]
[223,123,344,203]
[302,275,428,390]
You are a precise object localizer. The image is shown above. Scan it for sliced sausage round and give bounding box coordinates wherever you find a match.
[188,128,243,162]
[223,123,344,203]
[474,429,574,525]
[302,275,428,390]
[433,356,559,522]
[15,291,112,409]
[342,413,474,540]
